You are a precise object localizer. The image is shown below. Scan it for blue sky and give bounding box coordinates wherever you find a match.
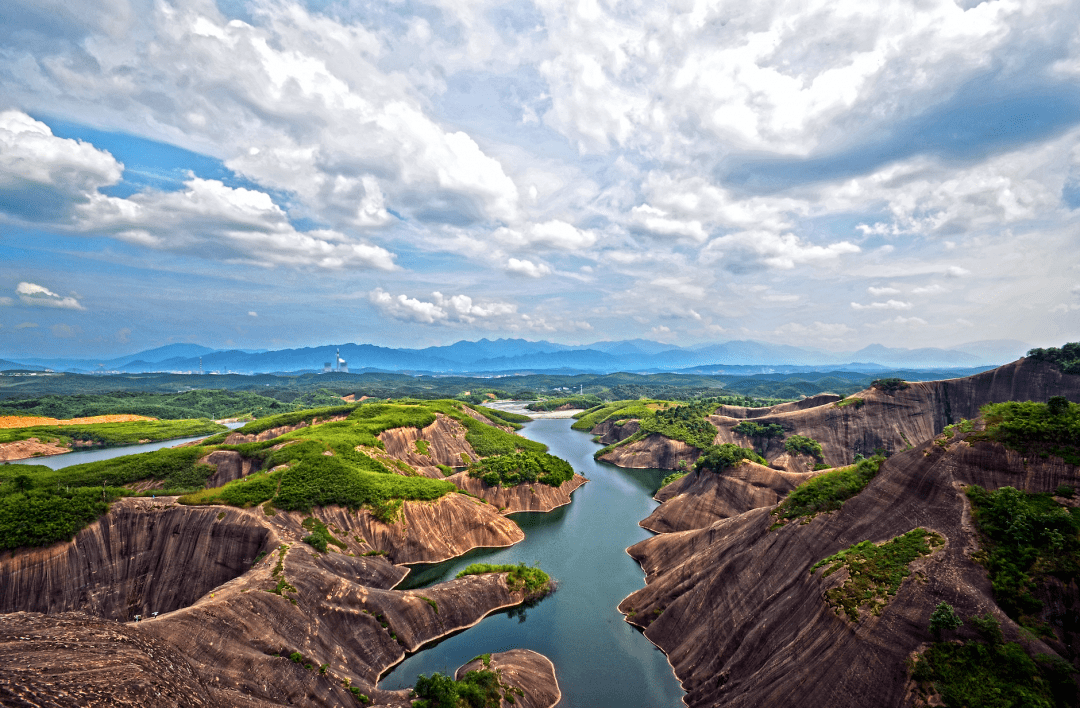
[1,0,1079,359]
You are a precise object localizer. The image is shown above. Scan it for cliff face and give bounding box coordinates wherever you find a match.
[620,433,1080,708]
[592,419,640,445]
[642,462,815,534]
[0,490,553,707]
[598,433,699,469]
[201,449,261,487]
[449,472,588,514]
[0,497,271,620]
[377,413,479,474]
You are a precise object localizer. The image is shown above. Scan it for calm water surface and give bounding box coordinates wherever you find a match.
[384,418,686,708]
[5,422,245,470]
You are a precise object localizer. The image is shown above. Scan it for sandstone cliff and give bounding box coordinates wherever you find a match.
[448,472,588,514]
[620,432,1080,708]
[454,650,562,708]
[597,433,699,469]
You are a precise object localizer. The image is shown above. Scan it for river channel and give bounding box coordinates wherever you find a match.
[384,417,686,707]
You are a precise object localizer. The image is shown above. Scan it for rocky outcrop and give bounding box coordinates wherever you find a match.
[0,437,70,461]
[200,449,260,487]
[377,413,478,473]
[224,415,349,444]
[454,650,562,708]
[620,431,1080,708]
[597,433,698,469]
[716,393,842,419]
[449,473,588,513]
[642,462,815,533]
[0,498,271,620]
[0,611,222,707]
[592,419,640,445]
[0,485,557,708]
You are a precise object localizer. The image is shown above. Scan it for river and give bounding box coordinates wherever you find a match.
[5,421,246,470]
[384,417,686,707]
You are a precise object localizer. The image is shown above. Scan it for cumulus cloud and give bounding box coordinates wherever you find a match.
[16,282,85,310]
[505,258,552,278]
[867,315,929,328]
[0,297,13,306]
[702,230,860,270]
[630,204,709,242]
[851,299,913,311]
[944,266,971,278]
[868,286,901,296]
[494,220,597,251]
[51,323,78,338]
[912,284,948,295]
[369,288,517,325]
[248,311,258,317]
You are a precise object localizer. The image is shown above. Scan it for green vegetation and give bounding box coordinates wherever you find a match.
[772,455,884,524]
[732,420,785,454]
[694,444,766,473]
[419,595,438,613]
[456,562,551,595]
[659,471,688,489]
[811,528,944,621]
[412,664,524,708]
[870,378,910,393]
[929,602,963,639]
[300,517,347,553]
[233,404,359,436]
[526,394,602,411]
[978,399,1080,465]
[436,464,454,476]
[573,399,720,450]
[0,418,225,447]
[784,434,824,460]
[911,612,1076,708]
[414,439,430,456]
[965,485,1080,631]
[468,451,574,487]
[468,405,529,430]
[0,389,348,421]
[1026,342,1080,375]
[834,397,865,408]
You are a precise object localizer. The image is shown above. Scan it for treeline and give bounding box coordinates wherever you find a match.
[0,389,347,421]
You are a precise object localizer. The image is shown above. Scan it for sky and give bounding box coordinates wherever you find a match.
[1,0,1079,359]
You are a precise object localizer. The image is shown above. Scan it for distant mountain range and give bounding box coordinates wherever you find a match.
[0,338,1033,376]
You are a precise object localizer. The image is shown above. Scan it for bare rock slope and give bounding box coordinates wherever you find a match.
[620,432,1080,708]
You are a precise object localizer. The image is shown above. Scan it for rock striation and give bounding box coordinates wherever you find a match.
[620,431,1080,708]
[448,472,588,514]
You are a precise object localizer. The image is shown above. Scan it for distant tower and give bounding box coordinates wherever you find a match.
[336,348,348,374]
[199,357,203,375]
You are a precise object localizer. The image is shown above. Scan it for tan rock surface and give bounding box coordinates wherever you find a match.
[449,473,588,514]
[455,650,562,708]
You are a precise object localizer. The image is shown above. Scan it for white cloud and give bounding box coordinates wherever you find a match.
[868,286,901,296]
[16,282,85,310]
[369,288,517,326]
[248,311,258,317]
[505,258,552,278]
[0,297,13,306]
[14,322,38,329]
[495,220,597,251]
[763,294,801,303]
[702,230,860,270]
[630,204,709,242]
[51,323,78,338]
[912,284,948,295]
[851,299,913,311]
[945,266,971,278]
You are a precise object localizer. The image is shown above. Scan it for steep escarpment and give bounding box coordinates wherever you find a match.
[0,497,271,620]
[598,433,699,469]
[642,462,815,533]
[710,358,1080,468]
[620,431,1080,708]
[449,472,588,513]
[377,413,477,475]
[592,419,640,445]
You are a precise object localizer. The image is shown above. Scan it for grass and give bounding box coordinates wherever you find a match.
[456,562,552,595]
[965,485,1080,632]
[526,394,602,411]
[772,455,883,525]
[232,404,358,436]
[412,665,523,708]
[467,406,530,428]
[0,418,225,447]
[810,528,944,621]
[468,451,574,487]
[414,439,430,456]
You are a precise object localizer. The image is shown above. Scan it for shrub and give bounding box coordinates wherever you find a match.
[301,517,346,553]
[456,562,551,595]
[773,455,883,523]
[979,400,1080,465]
[811,528,944,621]
[929,602,963,638]
[658,472,688,490]
[784,434,824,460]
[694,444,766,473]
[468,451,574,487]
[870,378,910,393]
[1026,342,1080,375]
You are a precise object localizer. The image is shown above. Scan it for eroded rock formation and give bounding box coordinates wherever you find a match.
[621,432,1080,708]
[449,472,588,514]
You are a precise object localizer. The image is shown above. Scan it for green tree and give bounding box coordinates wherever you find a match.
[929,602,963,639]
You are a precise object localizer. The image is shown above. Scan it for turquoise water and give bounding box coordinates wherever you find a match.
[383,417,685,707]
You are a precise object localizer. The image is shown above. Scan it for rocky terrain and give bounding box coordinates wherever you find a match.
[0,402,572,707]
[614,357,1080,707]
